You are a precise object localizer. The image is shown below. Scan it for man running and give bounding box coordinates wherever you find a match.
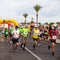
[32,25,40,50]
[20,25,30,50]
[48,24,58,56]
[30,21,35,36]
[4,28,9,42]
[12,26,20,50]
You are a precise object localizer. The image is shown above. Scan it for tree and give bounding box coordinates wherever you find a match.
[49,22,54,26]
[45,22,49,25]
[31,17,34,21]
[33,4,42,24]
[23,13,28,23]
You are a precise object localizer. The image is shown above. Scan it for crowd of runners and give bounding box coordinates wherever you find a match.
[0,21,60,56]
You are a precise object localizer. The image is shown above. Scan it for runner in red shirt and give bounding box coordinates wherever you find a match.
[48,25,58,56]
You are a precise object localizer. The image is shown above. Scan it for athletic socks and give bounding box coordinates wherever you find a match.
[48,45,50,49]
[20,43,23,48]
[33,44,35,50]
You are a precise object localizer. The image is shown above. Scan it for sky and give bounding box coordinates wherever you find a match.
[0,0,60,24]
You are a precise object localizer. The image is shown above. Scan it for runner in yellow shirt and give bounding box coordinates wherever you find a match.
[32,25,40,50]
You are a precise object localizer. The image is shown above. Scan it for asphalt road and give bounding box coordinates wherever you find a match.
[0,35,60,60]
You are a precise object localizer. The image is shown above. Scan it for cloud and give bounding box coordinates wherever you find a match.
[0,0,60,23]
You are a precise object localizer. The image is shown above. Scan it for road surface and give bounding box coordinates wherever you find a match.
[0,36,60,60]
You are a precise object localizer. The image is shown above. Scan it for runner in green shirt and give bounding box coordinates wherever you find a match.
[18,28,23,34]
[10,27,14,32]
[22,28,30,38]
[4,28,9,37]
[4,28,9,41]
[20,26,30,50]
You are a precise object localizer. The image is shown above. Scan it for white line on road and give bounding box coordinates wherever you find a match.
[19,42,42,60]
[25,47,42,60]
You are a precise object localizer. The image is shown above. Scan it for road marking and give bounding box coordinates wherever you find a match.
[25,47,42,60]
[19,42,42,60]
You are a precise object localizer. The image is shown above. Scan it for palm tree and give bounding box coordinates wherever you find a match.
[31,17,34,21]
[33,4,41,24]
[23,13,28,23]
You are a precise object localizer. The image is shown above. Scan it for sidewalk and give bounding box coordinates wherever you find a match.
[56,39,60,44]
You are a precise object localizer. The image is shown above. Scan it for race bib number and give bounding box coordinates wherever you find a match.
[45,33,47,34]
[6,32,8,34]
[33,32,38,36]
[52,36,57,39]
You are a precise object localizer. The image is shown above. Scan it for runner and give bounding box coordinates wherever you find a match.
[0,28,4,42]
[4,28,9,42]
[20,25,30,50]
[48,25,58,56]
[38,25,44,41]
[43,26,49,42]
[30,21,35,36]
[9,25,14,43]
[18,26,23,44]
[12,26,20,50]
[32,25,40,50]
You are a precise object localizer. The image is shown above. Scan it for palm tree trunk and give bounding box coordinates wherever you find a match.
[36,12,38,24]
[25,18,26,24]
